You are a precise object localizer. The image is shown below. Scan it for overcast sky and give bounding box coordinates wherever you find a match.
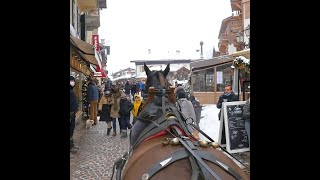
[99,0,232,74]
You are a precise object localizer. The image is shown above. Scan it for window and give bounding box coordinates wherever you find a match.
[192,67,214,92]
[192,72,205,92]
[72,0,75,27]
[205,68,214,92]
[140,66,145,72]
[77,7,81,36]
[216,63,233,92]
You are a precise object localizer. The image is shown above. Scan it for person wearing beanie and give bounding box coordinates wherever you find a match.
[175,86,199,139]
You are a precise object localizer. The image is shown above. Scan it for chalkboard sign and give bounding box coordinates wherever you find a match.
[223,101,249,153]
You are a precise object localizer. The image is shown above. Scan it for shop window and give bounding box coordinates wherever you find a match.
[205,68,214,92]
[192,67,214,92]
[216,63,233,92]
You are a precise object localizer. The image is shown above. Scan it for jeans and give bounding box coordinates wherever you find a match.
[70,113,76,149]
[245,120,250,147]
[112,118,117,131]
[70,113,76,138]
[119,115,132,130]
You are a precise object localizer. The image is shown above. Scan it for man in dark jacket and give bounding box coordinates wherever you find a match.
[119,94,134,138]
[70,76,79,153]
[87,79,100,125]
[105,79,112,91]
[124,80,131,96]
[216,85,238,120]
[130,82,137,100]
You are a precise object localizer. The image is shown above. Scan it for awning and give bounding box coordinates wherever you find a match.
[77,49,99,66]
[70,35,95,55]
[90,64,107,78]
[97,65,107,78]
[70,35,99,66]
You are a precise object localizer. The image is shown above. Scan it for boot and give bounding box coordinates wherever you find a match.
[107,128,112,136]
[121,130,128,138]
[70,138,79,154]
[112,131,116,136]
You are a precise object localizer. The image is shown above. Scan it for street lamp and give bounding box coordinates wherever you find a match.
[236,24,250,49]
[200,41,204,59]
[245,24,250,38]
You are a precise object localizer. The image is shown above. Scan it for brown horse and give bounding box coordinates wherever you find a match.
[113,64,249,180]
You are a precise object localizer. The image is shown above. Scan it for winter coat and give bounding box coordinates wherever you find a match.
[119,98,134,116]
[217,91,238,120]
[243,98,250,121]
[110,90,126,118]
[70,85,78,113]
[105,80,112,91]
[132,94,142,117]
[87,82,99,102]
[125,82,131,94]
[98,93,113,121]
[131,84,137,94]
[191,98,202,122]
[176,98,196,122]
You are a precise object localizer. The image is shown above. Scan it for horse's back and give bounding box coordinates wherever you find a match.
[123,135,249,180]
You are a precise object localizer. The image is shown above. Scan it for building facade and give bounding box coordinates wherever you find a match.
[131,59,191,85]
[191,0,250,104]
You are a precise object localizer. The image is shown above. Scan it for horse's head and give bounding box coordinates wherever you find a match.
[144,63,170,90]
[137,63,175,123]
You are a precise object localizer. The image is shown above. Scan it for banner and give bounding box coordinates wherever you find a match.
[92,35,100,51]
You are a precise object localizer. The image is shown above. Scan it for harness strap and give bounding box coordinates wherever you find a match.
[162,89,166,114]
[134,120,180,148]
[172,126,201,179]
[172,126,214,180]
[172,126,242,180]
[142,148,189,179]
[189,156,200,180]
[198,151,243,180]
[169,107,192,136]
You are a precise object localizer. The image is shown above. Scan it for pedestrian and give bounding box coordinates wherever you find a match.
[175,86,199,139]
[105,79,112,91]
[98,90,113,136]
[70,76,79,153]
[190,95,202,128]
[87,78,100,125]
[131,94,142,125]
[216,84,238,120]
[130,82,137,100]
[243,97,250,146]
[119,94,134,138]
[110,83,126,136]
[124,80,131,97]
[136,82,140,96]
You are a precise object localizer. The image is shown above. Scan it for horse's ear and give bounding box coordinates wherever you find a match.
[144,63,151,76]
[163,63,170,77]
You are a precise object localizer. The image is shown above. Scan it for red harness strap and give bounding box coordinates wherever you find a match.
[141,125,197,143]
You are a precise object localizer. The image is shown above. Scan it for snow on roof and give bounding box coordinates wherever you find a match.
[110,74,133,81]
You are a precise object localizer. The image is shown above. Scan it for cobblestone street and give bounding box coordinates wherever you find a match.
[70,117,130,180]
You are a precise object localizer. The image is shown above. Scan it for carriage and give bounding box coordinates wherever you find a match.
[111,63,249,180]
